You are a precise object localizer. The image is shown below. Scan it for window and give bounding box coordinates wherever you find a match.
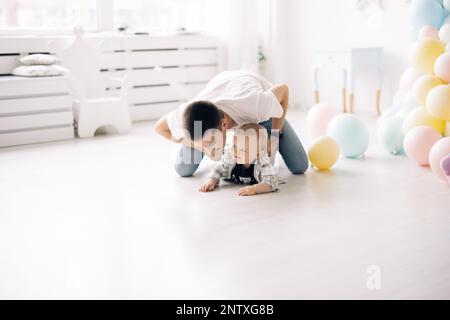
[0,0,257,35]
[114,0,212,32]
[0,0,98,30]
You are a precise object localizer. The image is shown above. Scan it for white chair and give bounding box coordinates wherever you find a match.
[50,27,131,138]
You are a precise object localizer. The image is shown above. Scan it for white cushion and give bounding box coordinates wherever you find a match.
[12,65,69,77]
[19,54,60,66]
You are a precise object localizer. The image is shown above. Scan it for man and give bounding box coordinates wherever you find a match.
[154,70,308,177]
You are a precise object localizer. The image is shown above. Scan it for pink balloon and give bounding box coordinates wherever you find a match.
[306,103,337,139]
[418,25,439,40]
[434,53,450,83]
[429,137,450,181]
[399,68,421,91]
[404,126,442,166]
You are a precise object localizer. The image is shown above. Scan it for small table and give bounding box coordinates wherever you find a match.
[313,47,383,114]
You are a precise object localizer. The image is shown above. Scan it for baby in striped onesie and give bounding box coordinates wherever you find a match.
[199,123,279,196]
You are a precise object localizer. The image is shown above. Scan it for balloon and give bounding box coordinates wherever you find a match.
[444,0,450,11]
[378,116,405,155]
[399,68,421,91]
[411,75,445,105]
[446,121,450,136]
[397,91,420,118]
[429,137,450,181]
[439,24,450,43]
[326,114,370,158]
[434,52,450,82]
[426,84,450,120]
[403,106,446,134]
[444,14,450,26]
[419,25,439,40]
[377,105,401,127]
[411,38,445,74]
[404,126,442,166]
[441,155,450,182]
[307,136,340,170]
[306,103,337,140]
[393,91,406,108]
[447,43,450,52]
[410,0,445,31]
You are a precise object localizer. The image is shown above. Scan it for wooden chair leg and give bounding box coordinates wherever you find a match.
[315,90,320,104]
[376,89,381,116]
[349,93,354,113]
[342,88,347,113]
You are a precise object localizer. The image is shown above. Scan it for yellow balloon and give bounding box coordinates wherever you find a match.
[403,106,445,134]
[412,75,445,105]
[445,121,450,137]
[307,136,340,170]
[411,39,445,75]
[426,84,450,121]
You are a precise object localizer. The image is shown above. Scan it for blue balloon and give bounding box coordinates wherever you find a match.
[327,114,370,158]
[410,0,445,31]
[378,116,405,155]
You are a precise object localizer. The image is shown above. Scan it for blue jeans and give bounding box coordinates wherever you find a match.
[174,120,309,177]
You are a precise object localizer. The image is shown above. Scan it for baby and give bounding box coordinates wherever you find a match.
[441,154,450,186]
[199,123,278,196]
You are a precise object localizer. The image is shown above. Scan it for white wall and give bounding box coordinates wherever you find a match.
[270,0,412,114]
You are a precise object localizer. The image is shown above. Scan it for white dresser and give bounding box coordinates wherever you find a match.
[0,34,219,123]
[0,76,75,148]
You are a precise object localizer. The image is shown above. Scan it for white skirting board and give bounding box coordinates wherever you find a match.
[0,126,74,148]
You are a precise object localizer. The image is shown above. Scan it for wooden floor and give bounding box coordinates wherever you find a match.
[0,110,449,299]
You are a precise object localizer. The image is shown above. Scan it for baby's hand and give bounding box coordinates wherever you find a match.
[199,180,217,193]
[238,186,257,196]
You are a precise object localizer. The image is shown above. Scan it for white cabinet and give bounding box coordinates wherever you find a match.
[0,76,74,148]
[313,47,384,114]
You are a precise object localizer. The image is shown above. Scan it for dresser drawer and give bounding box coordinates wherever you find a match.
[0,76,70,98]
[315,51,351,68]
[0,125,74,148]
[0,95,72,115]
[0,110,74,133]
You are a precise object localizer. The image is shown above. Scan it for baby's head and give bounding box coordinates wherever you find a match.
[232,123,269,164]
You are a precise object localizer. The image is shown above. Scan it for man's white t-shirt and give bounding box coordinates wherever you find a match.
[166,70,284,140]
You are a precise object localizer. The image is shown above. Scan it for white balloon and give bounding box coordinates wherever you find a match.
[443,15,450,26]
[444,0,450,12]
[393,91,405,108]
[439,24,450,43]
[397,92,420,119]
[377,105,401,128]
[447,43,450,52]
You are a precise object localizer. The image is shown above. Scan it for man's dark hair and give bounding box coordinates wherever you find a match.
[183,100,223,140]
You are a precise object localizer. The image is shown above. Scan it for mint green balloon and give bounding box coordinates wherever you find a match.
[378,116,405,155]
[326,114,370,158]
